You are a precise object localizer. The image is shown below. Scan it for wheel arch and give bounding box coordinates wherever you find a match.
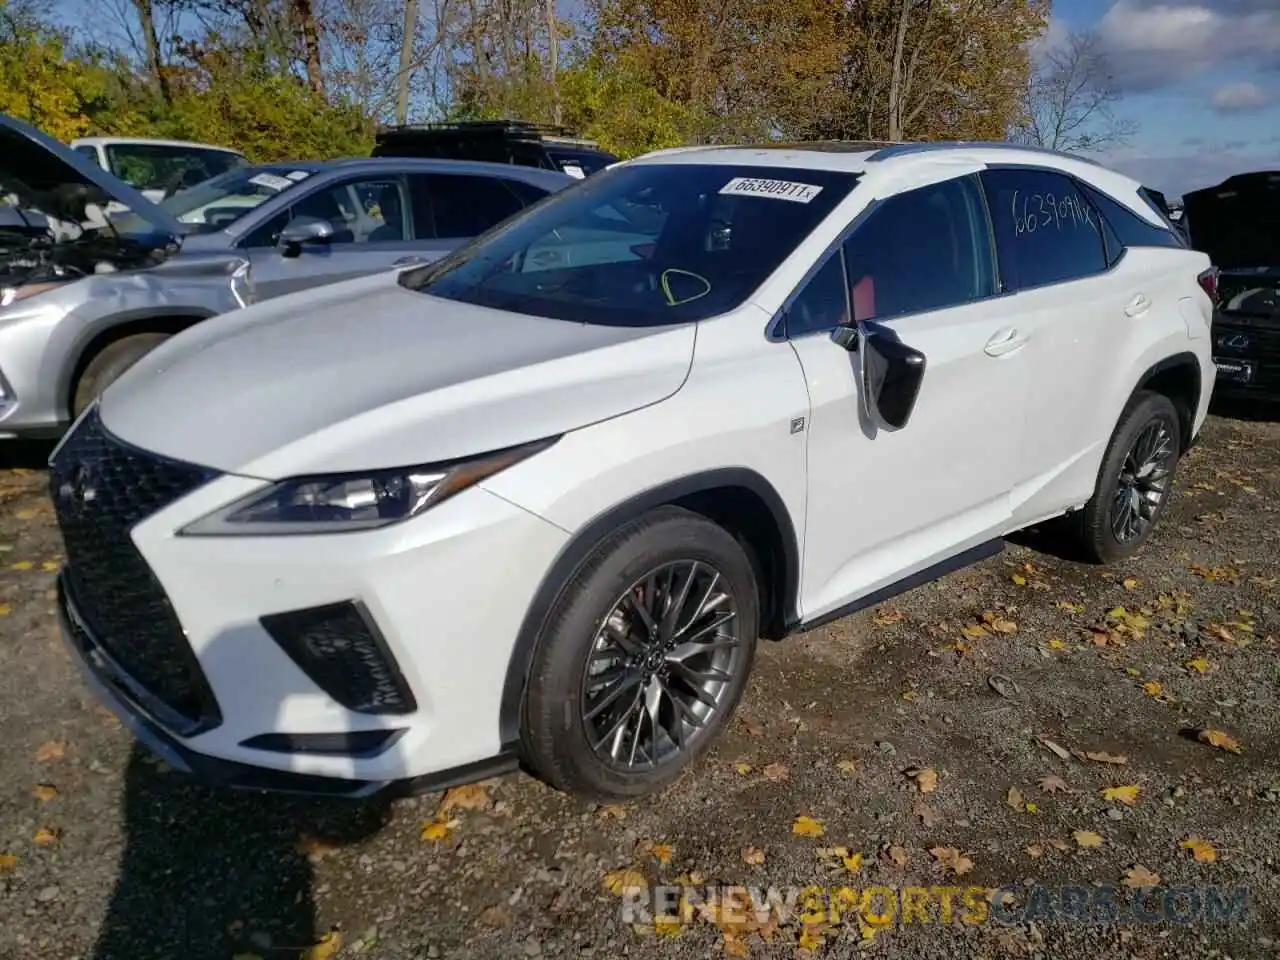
[61,308,215,418]
[1132,351,1202,451]
[498,468,801,746]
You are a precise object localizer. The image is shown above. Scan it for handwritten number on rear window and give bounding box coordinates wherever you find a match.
[1013,189,1100,237]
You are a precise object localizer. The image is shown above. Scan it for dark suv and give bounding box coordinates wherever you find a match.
[372,121,618,181]
[1183,171,1280,403]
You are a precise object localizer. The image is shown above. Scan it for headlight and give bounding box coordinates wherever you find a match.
[1,282,65,309]
[179,437,557,536]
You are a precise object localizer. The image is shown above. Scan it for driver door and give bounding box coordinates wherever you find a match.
[786,174,1030,621]
[243,175,422,300]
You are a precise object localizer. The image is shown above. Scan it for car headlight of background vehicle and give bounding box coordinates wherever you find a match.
[179,437,558,536]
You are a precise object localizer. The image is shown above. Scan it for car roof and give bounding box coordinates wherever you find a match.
[70,136,246,154]
[625,140,1151,218]
[284,155,576,184]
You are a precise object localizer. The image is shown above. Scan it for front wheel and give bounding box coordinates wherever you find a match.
[1070,390,1182,563]
[72,333,171,417]
[521,506,759,801]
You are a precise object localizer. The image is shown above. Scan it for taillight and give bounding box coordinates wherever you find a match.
[1197,267,1219,304]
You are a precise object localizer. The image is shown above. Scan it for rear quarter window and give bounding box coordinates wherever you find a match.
[1078,182,1185,252]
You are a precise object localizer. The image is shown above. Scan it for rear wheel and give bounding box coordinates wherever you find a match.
[72,333,170,417]
[1069,390,1181,563]
[521,506,759,801]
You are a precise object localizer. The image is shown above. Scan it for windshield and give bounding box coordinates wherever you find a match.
[546,148,617,179]
[156,165,316,233]
[106,142,246,193]
[400,163,859,326]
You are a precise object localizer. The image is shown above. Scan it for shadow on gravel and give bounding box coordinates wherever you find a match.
[92,746,392,960]
[1209,397,1280,423]
[0,439,56,471]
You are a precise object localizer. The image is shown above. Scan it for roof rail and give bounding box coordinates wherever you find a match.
[375,119,595,143]
[867,140,1104,167]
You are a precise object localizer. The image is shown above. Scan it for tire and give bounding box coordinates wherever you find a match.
[521,506,760,801]
[72,333,171,417]
[1070,390,1182,564]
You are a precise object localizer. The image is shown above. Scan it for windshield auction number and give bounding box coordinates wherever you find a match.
[1012,189,1098,237]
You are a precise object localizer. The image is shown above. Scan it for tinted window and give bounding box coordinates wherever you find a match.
[502,178,552,207]
[1078,181,1184,251]
[787,250,850,337]
[73,145,102,168]
[981,169,1108,291]
[244,177,410,247]
[105,143,245,192]
[401,164,859,326]
[546,148,617,178]
[409,173,526,239]
[842,176,994,321]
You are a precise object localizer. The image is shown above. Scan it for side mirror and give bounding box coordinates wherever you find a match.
[831,321,927,430]
[278,216,334,257]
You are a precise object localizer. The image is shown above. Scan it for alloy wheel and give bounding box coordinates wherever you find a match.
[1110,419,1175,543]
[580,560,743,770]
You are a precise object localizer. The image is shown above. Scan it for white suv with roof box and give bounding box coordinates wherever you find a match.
[50,140,1215,801]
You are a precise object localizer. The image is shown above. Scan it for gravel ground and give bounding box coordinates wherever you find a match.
[0,404,1277,960]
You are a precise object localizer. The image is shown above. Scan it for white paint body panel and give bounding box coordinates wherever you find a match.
[67,143,1214,788]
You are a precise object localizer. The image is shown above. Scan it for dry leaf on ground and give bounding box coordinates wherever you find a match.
[929,846,974,876]
[419,818,458,842]
[602,868,647,896]
[1123,865,1162,889]
[437,783,490,815]
[1037,737,1071,760]
[34,741,65,763]
[792,815,825,838]
[835,759,858,774]
[1101,785,1141,806]
[32,784,57,802]
[1080,750,1129,765]
[1006,787,1026,810]
[1197,729,1243,754]
[887,845,909,868]
[0,853,17,872]
[762,762,789,782]
[301,929,342,960]
[32,827,59,845]
[906,767,938,793]
[742,846,766,865]
[1038,775,1070,794]
[1025,844,1044,858]
[477,905,512,927]
[647,842,674,865]
[1073,830,1104,849]
[1180,837,1218,863]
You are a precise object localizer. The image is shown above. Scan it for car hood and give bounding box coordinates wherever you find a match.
[1184,171,1280,270]
[0,114,184,238]
[98,270,697,478]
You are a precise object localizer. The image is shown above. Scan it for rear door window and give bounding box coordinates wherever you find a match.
[980,169,1109,292]
[408,173,527,239]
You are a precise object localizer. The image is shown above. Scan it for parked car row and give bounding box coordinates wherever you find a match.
[31,128,1219,802]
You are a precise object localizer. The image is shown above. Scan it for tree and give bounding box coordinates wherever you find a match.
[1013,28,1135,153]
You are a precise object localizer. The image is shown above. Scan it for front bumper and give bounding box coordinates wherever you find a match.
[52,439,570,796]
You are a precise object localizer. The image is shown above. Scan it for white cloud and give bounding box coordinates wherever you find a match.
[1212,81,1272,112]
[1098,0,1280,91]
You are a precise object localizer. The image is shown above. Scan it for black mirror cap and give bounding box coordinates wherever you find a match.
[866,335,926,430]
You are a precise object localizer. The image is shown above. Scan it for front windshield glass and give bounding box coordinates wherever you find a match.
[401,163,859,326]
[157,165,316,233]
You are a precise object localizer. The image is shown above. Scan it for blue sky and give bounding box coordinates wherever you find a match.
[1060,0,1280,197]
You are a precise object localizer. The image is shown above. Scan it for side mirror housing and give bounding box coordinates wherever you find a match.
[278,216,334,257]
[831,321,927,430]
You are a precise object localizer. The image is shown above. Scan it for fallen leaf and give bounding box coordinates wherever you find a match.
[652,915,683,939]
[0,853,16,872]
[873,608,906,625]
[1123,865,1162,889]
[34,741,65,763]
[929,846,973,876]
[419,818,457,842]
[1082,750,1128,765]
[648,842,674,865]
[721,935,750,959]
[792,815,825,838]
[816,846,862,874]
[1025,802,1038,813]
[1047,638,1066,650]
[1006,786,1026,810]
[14,509,38,520]
[1185,657,1211,674]
[437,783,489,815]
[1038,737,1071,761]
[1197,729,1243,755]
[1102,785,1141,806]
[10,561,32,571]
[1025,844,1044,858]
[0,603,10,616]
[302,929,342,960]
[1142,680,1165,699]
[740,717,765,736]
[1179,837,1217,863]
[961,623,989,640]
[1038,775,1070,794]
[742,845,766,865]
[1123,577,1139,590]
[32,784,57,802]
[914,802,941,827]
[1073,830,1104,849]
[798,924,825,951]
[1048,838,1071,852]
[732,762,754,777]
[762,762,789,782]
[602,868,647,896]
[835,759,858,775]
[1055,601,1085,614]
[887,845,909,868]
[906,767,938,793]
[32,827,59,846]
[477,904,512,927]
[41,561,58,572]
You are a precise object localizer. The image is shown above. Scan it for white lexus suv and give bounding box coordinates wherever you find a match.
[49,141,1215,801]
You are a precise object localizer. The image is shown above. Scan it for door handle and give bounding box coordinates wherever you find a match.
[984,327,1028,357]
[392,255,424,267]
[1125,293,1152,318]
